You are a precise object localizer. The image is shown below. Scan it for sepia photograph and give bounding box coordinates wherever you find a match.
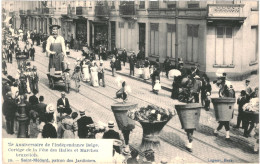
[1,0,259,163]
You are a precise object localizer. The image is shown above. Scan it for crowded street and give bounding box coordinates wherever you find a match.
[2,1,259,163]
[2,37,259,163]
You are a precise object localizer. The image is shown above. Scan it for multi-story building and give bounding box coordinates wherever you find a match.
[3,0,259,80]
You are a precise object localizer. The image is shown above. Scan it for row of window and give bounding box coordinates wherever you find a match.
[112,1,236,9]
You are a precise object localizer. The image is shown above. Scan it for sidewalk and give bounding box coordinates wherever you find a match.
[67,49,259,94]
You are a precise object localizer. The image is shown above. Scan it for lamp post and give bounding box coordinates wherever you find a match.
[17,95,29,138]
[175,2,179,68]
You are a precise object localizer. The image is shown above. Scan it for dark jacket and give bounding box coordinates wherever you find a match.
[42,123,57,138]
[2,98,17,118]
[57,98,70,109]
[102,129,120,139]
[35,102,47,122]
[121,50,127,61]
[129,57,135,70]
[163,59,171,71]
[237,96,248,112]
[29,95,39,106]
[77,115,94,138]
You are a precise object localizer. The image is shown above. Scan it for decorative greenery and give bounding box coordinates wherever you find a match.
[128,105,175,123]
[243,98,259,113]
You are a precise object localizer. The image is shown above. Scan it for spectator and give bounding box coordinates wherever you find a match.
[29,90,39,106]
[42,113,57,138]
[29,44,35,61]
[129,54,135,76]
[77,110,94,138]
[234,90,248,129]
[103,121,122,153]
[121,48,127,66]
[35,96,47,123]
[245,80,253,100]
[163,56,171,78]
[2,92,17,134]
[57,92,70,117]
[110,56,116,77]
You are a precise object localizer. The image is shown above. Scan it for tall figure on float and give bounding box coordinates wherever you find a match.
[46,25,67,72]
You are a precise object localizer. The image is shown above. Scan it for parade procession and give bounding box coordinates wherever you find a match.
[1,0,259,163]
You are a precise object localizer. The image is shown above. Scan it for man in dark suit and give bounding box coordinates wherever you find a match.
[29,90,39,106]
[103,121,122,153]
[57,92,70,117]
[2,92,17,134]
[121,48,127,66]
[103,121,120,139]
[35,96,47,123]
[129,54,135,76]
[77,110,94,138]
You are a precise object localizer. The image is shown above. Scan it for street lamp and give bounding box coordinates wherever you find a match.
[17,95,29,138]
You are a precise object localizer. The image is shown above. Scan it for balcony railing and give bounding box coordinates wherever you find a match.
[27,10,31,15]
[119,4,136,16]
[95,5,110,17]
[147,8,176,17]
[43,7,54,15]
[19,10,25,15]
[76,7,88,15]
[207,4,244,17]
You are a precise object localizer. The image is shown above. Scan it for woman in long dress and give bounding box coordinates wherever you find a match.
[46,25,66,72]
[61,108,77,139]
[82,60,90,82]
[143,58,150,80]
[90,62,99,87]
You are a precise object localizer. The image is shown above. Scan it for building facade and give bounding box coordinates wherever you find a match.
[2,0,259,79]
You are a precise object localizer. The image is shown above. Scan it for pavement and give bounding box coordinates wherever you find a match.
[2,40,259,163]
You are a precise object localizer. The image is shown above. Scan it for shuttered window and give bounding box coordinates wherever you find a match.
[187,25,199,62]
[150,23,159,56]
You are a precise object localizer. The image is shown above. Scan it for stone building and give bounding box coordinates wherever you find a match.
[3,0,259,79]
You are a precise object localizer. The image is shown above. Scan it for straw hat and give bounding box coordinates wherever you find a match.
[46,104,55,113]
[79,109,85,116]
[108,121,114,128]
[113,139,123,147]
[122,147,131,155]
[49,25,61,30]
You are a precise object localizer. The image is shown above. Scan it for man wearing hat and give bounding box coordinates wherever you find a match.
[35,96,47,123]
[129,54,135,76]
[32,66,39,94]
[77,109,94,138]
[2,92,17,134]
[57,92,70,117]
[46,24,66,72]
[29,44,35,61]
[103,121,122,153]
[192,75,201,103]
[245,79,252,100]
[121,48,127,66]
[98,60,105,87]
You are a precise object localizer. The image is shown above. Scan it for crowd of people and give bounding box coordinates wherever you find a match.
[2,23,259,163]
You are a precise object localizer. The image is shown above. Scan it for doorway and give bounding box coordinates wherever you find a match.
[139,23,146,54]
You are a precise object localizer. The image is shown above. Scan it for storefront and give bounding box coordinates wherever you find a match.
[93,21,108,49]
[75,19,87,43]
